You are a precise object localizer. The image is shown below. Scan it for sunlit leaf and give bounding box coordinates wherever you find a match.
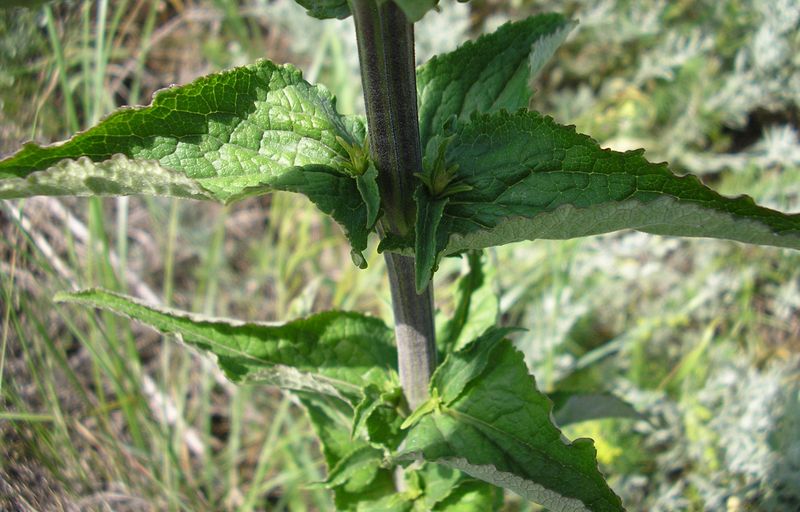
[416,13,575,152]
[0,60,374,266]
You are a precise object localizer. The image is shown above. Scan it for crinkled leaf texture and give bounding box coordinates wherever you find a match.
[398,331,624,511]
[55,289,395,405]
[408,110,800,281]
[0,60,375,267]
[56,289,401,507]
[55,289,500,510]
[416,13,575,153]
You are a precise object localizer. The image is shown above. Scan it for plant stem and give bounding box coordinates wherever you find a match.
[349,0,436,410]
[384,253,436,409]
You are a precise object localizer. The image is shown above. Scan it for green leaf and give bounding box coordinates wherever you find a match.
[305,387,496,511]
[401,388,442,431]
[393,0,438,22]
[550,391,642,427]
[351,494,414,512]
[416,13,575,153]
[317,445,387,489]
[0,155,215,200]
[363,462,500,511]
[436,251,499,355]
[399,336,624,511]
[414,186,449,292]
[291,0,437,22]
[356,163,381,229]
[268,164,373,268]
[411,463,500,511]
[432,480,500,511]
[0,60,374,266]
[410,110,800,279]
[296,392,355,468]
[413,464,465,508]
[297,393,399,511]
[352,382,406,449]
[56,289,396,404]
[377,231,415,257]
[352,384,385,438]
[57,288,406,508]
[292,0,351,19]
[305,391,498,511]
[430,327,519,405]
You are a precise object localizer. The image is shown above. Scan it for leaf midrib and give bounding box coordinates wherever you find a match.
[440,406,611,504]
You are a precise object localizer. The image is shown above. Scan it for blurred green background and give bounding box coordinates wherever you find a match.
[1,0,798,510]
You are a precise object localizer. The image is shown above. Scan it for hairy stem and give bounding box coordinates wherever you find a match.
[350,0,436,410]
[385,253,435,410]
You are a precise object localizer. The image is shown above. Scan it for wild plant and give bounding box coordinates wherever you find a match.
[3,2,800,509]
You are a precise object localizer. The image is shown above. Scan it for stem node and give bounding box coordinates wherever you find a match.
[350,0,436,410]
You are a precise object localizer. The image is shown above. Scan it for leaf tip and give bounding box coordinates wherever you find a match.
[351,249,368,269]
[415,270,431,295]
[414,248,437,294]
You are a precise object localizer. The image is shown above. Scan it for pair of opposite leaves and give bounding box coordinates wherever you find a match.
[3,10,798,512]
[2,14,799,291]
[2,14,799,289]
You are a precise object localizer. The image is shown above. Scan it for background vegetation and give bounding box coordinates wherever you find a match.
[1,0,798,510]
